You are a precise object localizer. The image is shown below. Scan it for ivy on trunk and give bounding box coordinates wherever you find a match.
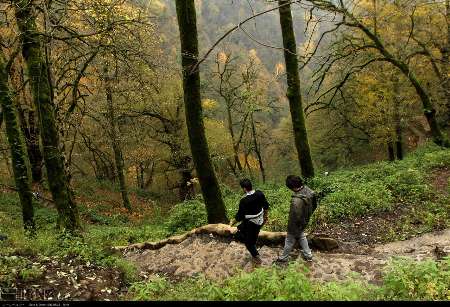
[14,0,80,232]
[0,52,35,233]
[278,0,315,179]
[175,0,228,223]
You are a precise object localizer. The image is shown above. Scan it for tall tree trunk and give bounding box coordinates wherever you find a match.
[250,114,266,183]
[2,148,13,177]
[278,0,315,178]
[175,0,228,223]
[104,71,132,212]
[140,164,145,189]
[226,105,243,172]
[136,163,145,189]
[393,77,404,160]
[136,165,141,189]
[179,169,194,201]
[17,108,43,182]
[226,158,238,178]
[444,0,450,127]
[244,147,255,181]
[372,0,377,35]
[144,161,155,189]
[14,0,80,232]
[173,154,194,202]
[10,59,43,183]
[395,130,403,160]
[387,141,395,161]
[26,110,42,182]
[0,53,35,233]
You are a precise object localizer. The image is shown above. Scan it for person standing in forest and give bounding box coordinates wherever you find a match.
[230,178,270,265]
[274,175,316,264]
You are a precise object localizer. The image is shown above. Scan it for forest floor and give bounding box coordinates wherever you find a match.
[0,255,125,301]
[2,227,448,301]
[124,228,450,285]
[312,166,450,245]
[121,168,450,284]
[1,147,449,301]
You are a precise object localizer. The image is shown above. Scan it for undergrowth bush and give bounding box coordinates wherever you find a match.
[313,181,393,223]
[376,257,450,300]
[87,224,169,246]
[164,146,450,232]
[384,169,431,201]
[18,265,44,282]
[164,199,207,235]
[0,145,449,301]
[128,258,450,301]
[128,262,373,301]
[128,277,171,300]
[419,150,450,171]
[0,255,30,287]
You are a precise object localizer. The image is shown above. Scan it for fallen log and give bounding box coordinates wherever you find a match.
[113,223,339,253]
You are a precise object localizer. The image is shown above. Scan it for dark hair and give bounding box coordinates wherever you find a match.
[286,175,303,190]
[239,178,252,191]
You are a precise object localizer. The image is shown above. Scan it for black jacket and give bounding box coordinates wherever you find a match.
[235,190,270,222]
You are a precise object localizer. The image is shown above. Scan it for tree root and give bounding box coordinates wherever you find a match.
[112,223,339,252]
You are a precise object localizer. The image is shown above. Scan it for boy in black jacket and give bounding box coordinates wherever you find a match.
[230,178,270,264]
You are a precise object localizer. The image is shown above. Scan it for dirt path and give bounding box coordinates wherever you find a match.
[124,229,450,285]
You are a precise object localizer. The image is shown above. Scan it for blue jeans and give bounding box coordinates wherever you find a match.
[278,232,312,261]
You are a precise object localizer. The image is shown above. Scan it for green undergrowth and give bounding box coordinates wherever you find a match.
[1,144,449,294]
[2,144,447,245]
[165,144,450,234]
[127,257,450,301]
[0,193,168,287]
[128,262,373,301]
[382,198,449,241]
[378,257,450,300]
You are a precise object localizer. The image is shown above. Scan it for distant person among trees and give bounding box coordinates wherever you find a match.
[275,175,316,263]
[230,178,270,265]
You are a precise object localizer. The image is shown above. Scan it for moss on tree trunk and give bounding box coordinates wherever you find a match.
[14,0,80,232]
[445,0,450,127]
[387,142,395,161]
[278,0,315,178]
[17,108,43,182]
[10,59,43,183]
[105,73,131,212]
[175,0,228,223]
[0,53,35,232]
[393,77,403,160]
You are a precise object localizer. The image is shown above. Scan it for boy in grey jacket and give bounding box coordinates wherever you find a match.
[275,175,313,263]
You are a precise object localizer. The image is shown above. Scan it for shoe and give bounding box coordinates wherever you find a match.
[301,254,313,262]
[272,257,289,266]
[252,256,263,265]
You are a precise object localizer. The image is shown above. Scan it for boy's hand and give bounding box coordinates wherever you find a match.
[263,211,268,226]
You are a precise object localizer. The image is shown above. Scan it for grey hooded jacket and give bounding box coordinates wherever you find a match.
[287,186,315,237]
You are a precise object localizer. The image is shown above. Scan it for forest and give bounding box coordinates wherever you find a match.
[0,0,449,301]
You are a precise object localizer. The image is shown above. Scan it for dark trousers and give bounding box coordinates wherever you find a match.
[236,220,261,258]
